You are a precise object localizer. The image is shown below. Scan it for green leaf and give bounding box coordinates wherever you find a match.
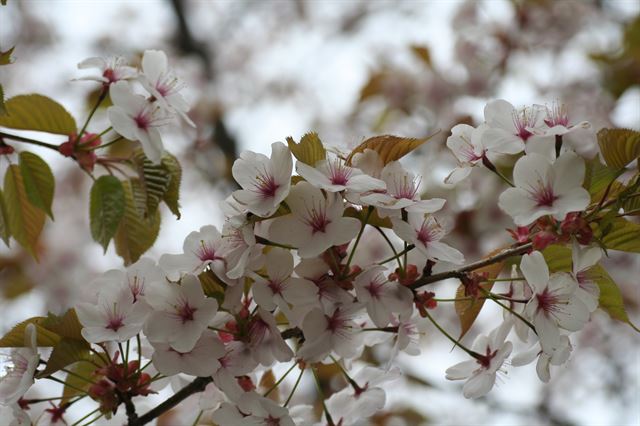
[592,265,639,332]
[90,176,125,252]
[114,179,161,265]
[345,132,439,166]
[0,189,10,246]
[583,158,624,202]
[161,152,182,218]
[0,317,61,347]
[37,338,91,378]
[3,165,46,256]
[41,309,85,341]
[542,245,572,272]
[61,356,104,404]
[0,46,14,65]
[597,128,640,170]
[0,94,76,135]
[595,217,640,253]
[286,132,326,166]
[19,151,55,219]
[131,149,171,216]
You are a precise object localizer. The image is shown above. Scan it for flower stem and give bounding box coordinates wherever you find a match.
[255,236,296,250]
[312,367,336,426]
[374,226,403,272]
[78,90,107,140]
[84,135,123,151]
[423,310,480,359]
[378,244,415,266]
[480,288,537,333]
[70,407,101,426]
[284,366,305,407]
[344,206,373,274]
[0,131,60,151]
[263,362,297,397]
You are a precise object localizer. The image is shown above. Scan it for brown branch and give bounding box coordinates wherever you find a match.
[128,327,304,425]
[409,242,533,290]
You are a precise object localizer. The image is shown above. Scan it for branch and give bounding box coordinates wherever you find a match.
[408,242,533,290]
[128,327,304,425]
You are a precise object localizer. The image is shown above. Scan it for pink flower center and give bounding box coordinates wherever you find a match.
[535,288,560,317]
[531,180,558,207]
[266,416,281,426]
[268,279,284,296]
[129,276,145,303]
[476,346,498,369]
[326,308,347,333]
[177,301,197,323]
[416,218,443,246]
[327,160,353,186]
[134,112,151,131]
[254,169,280,200]
[392,175,420,200]
[196,240,223,263]
[512,108,538,142]
[103,68,117,83]
[365,278,384,300]
[303,206,331,234]
[106,316,125,332]
[544,102,569,128]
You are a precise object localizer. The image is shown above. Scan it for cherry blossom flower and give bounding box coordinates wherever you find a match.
[521,251,589,352]
[212,341,258,401]
[326,366,401,425]
[0,324,39,405]
[159,225,227,282]
[532,101,591,137]
[250,248,318,322]
[246,309,294,366]
[76,286,150,343]
[139,50,194,126]
[445,321,512,399]
[269,181,361,258]
[297,302,364,362]
[359,161,446,216]
[296,157,385,193]
[502,265,532,342]
[498,152,590,226]
[151,331,225,377]
[212,392,295,426]
[76,56,137,85]
[512,335,572,383]
[353,265,413,327]
[571,241,601,312]
[391,213,464,264]
[482,99,543,153]
[90,257,164,306]
[107,81,170,163]
[220,220,260,280]
[144,274,218,352]
[350,148,384,178]
[231,142,293,217]
[391,313,422,358]
[294,257,352,311]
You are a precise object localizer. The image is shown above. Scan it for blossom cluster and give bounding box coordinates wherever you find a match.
[0,95,624,426]
[76,51,193,164]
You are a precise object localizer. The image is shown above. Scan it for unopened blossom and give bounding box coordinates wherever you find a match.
[571,241,601,312]
[151,331,225,377]
[139,49,194,126]
[250,248,318,322]
[445,321,512,399]
[296,156,385,194]
[391,213,464,264]
[521,251,589,352]
[326,366,401,425]
[359,161,445,216]
[144,274,218,352]
[76,286,150,343]
[0,324,39,405]
[482,99,543,153]
[269,181,361,258]
[159,225,227,282]
[107,81,170,163]
[76,56,137,85]
[512,335,572,383]
[353,265,413,327]
[231,142,292,217]
[498,152,590,226]
[297,302,364,362]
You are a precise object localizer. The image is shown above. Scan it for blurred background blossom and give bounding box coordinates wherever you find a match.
[1,0,639,424]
